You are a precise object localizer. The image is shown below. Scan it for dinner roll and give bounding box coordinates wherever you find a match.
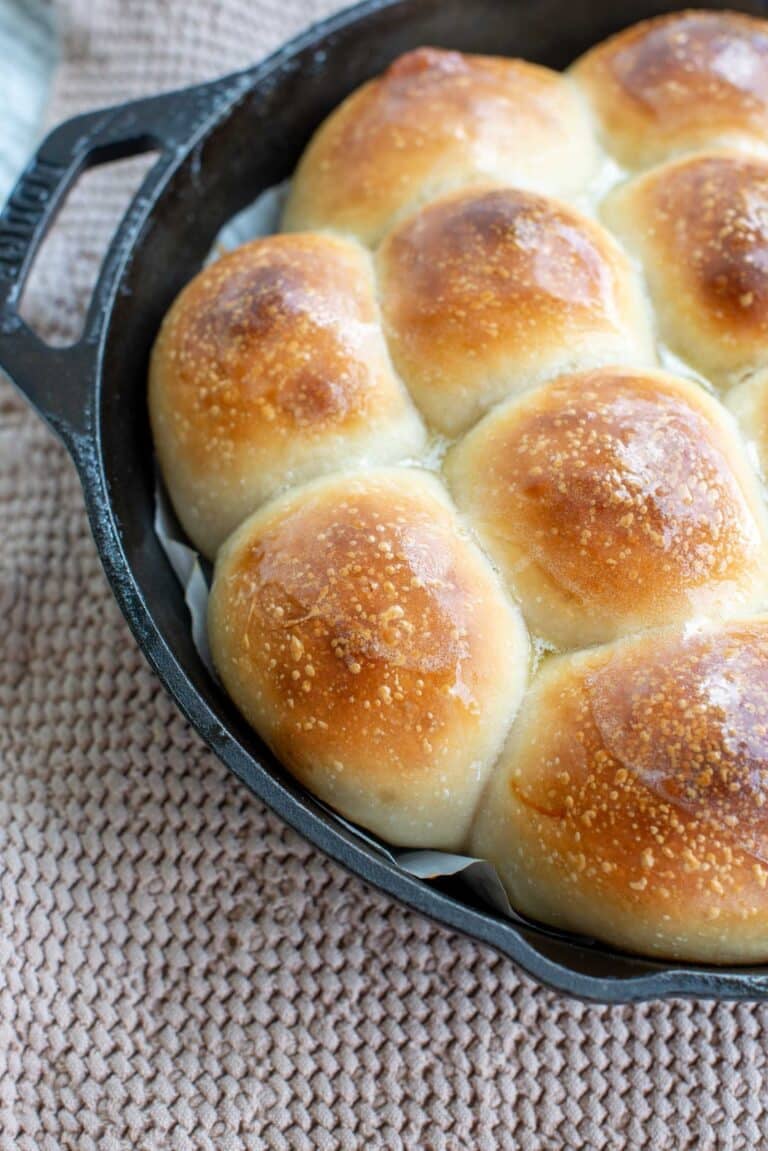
[149,234,425,558]
[282,47,599,245]
[571,9,768,170]
[377,187,653,436]
[447,367,768,649]
[470,618,768,962]
[208,469,529,849]
[603,151,768,388]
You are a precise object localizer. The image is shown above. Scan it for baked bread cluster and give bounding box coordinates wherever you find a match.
[150,10,768,963]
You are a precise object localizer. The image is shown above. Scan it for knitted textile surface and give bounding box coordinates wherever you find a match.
[2,2,768,1148]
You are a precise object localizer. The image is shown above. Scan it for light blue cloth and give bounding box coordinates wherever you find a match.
[0,0,57,203]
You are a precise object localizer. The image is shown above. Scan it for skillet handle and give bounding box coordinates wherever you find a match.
[0,76,242,455]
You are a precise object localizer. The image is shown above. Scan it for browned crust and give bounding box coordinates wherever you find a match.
[572,9,768,167]
[604,151,768,384]
[149,233,423,556]
[283,47,597,243]
[472,620,768,959]
[447,367,768,645]
[378,186,650,434]
[208,471,528,847]
[151,233,393,459]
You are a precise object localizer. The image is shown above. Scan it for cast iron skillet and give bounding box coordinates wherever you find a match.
[3,0,768,1003]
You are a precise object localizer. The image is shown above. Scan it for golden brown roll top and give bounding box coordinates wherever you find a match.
[377,187,653,436]
[282,47,599,245]
[447,367,768,649]
[571,9,768,170]
[604,150,768,388]
[208,469,529,850]
[470,618,768,962]
[149,233,425,558]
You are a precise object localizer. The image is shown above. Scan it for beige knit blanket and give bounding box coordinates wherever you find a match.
[2,1,768,1147]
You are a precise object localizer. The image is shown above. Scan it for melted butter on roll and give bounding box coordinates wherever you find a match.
[208,469,529,850]
[149,233,425,558]
[571,9,768,169]
[603,150,768,389]
[378,186,653,436]
[447,366,768,648]
[471,618,768,963]
[283,47,599,245]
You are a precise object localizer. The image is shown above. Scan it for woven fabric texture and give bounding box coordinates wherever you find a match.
[3,2,768,1147]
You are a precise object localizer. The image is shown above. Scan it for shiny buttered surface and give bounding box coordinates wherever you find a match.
[470,619,768,962]
[208,470,528,850]
[149,234,425,558]
[571,10,768,170]
[377,187,653,435]
[603,151,768,389]
[282,47,599,245]
[152,13,768,961]
[446,367,768,649]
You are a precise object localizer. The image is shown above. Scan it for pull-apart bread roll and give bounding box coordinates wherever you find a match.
[571,10,768,170]
[378,187,653,435]
[153,13,768,962]
[208,470,529,850]
[282,47,599,245]
[604,151,768,389]
[447,367,768,649]
[471,619,768,963]
[149,234,425,558]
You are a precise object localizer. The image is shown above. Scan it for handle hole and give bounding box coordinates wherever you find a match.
[19,150,159,347]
